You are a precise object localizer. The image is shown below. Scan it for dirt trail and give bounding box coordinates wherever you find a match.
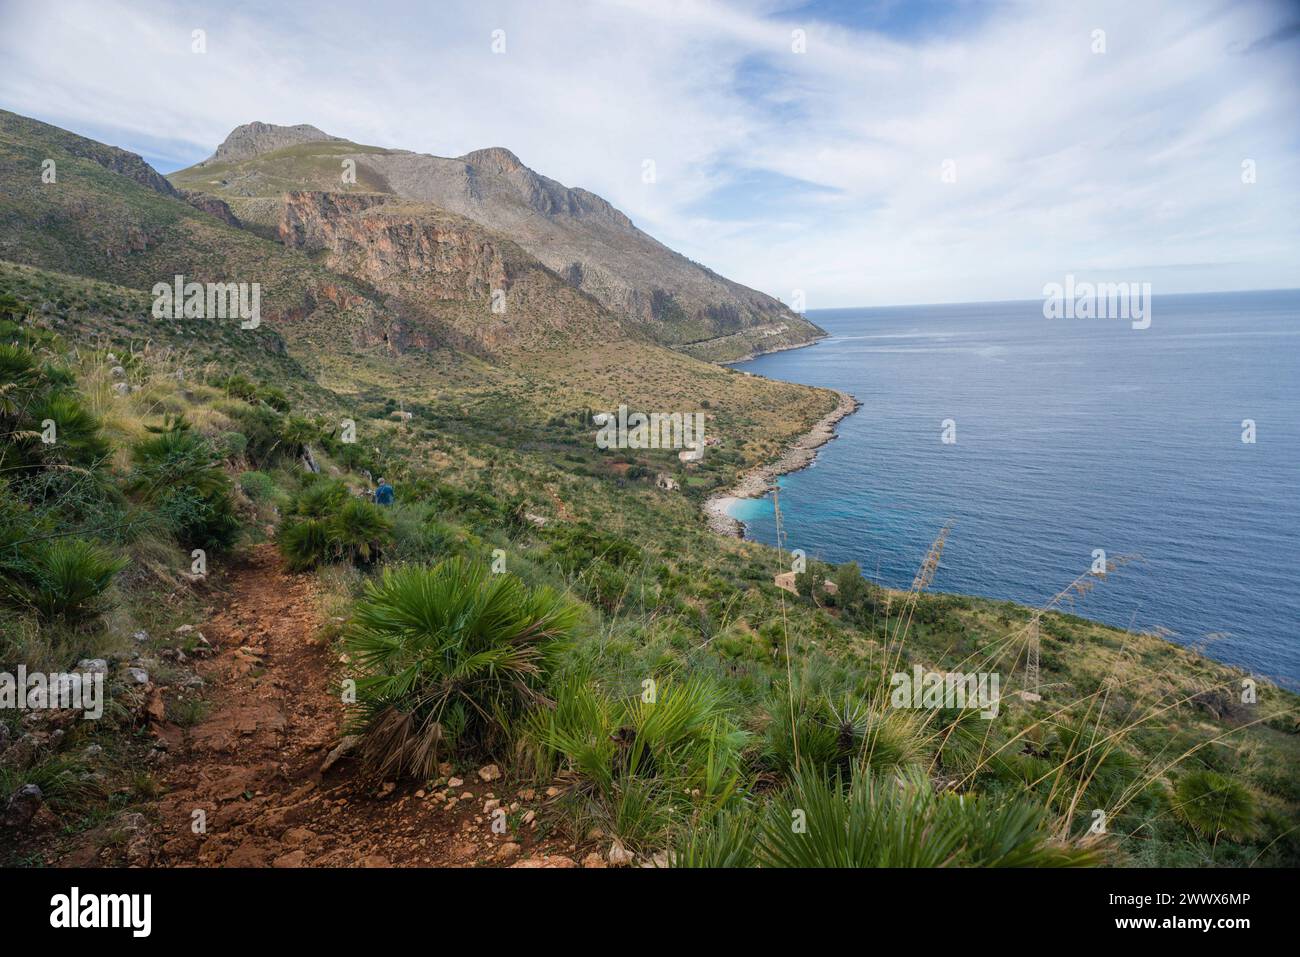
[133,544,580,868]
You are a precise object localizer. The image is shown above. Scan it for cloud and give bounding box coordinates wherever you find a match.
[1,0,1296,305]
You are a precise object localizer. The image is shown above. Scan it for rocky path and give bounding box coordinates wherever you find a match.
[63,544,587,868]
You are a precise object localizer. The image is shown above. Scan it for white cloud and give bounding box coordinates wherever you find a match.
[1,0,1296,305]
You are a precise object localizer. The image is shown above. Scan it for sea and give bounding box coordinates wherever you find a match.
[727,291,1300,688]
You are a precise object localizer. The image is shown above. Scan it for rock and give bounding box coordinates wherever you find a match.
[112,382,130,397]
[76,658,109,675]
[460,791,473,801]
[144,688,166,723]
[495,842,522,862]
[30,805,59,833]
[522,809,536,825]
[510,855,577,869]
[0,734,40,771]
[582,852,607,868]
[83,744,104,759]
[362,854,390,868]
[273,849,306,868]
[518,787,536,801]
[477,764,501,782]
[3,784,44,828]
[608,842,635,867]
[281,827,316,846]
[447,776,464,788]
[132,630,149,643]
[545,786,561,798]
[319,734,359,773]
[125,831,153,866]
[482,798,501,814]
[225,838,274,867]
[378,782,396,797]
[125,667,149,685]
[174,624,195,635]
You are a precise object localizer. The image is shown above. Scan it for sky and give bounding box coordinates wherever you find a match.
[1,0,1298,307]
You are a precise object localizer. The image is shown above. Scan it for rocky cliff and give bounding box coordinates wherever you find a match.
[172,123,825,361]
[278,190,635,355]
[201,122,342,165]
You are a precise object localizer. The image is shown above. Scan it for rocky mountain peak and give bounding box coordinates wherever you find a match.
[204,122,342,165]
[459,147,527,174]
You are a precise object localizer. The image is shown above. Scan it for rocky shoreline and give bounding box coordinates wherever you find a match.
[704,389,861,537]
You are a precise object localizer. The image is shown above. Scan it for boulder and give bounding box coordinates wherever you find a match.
[2,783,44,828]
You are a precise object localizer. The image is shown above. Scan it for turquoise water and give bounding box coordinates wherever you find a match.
[729,291,1300,687]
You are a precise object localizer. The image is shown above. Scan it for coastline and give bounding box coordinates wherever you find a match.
[721,331,829,364]
[705,388,861,537]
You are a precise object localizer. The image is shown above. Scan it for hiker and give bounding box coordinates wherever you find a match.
[374,477,395,506]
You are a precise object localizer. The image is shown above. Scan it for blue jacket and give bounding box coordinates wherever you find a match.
[374,483,395,506]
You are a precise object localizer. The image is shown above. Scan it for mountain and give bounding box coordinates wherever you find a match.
[170,123,825,361]
[201,121,343,164]
[0,108,838,464]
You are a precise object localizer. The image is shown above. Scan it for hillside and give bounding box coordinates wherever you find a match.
[0,109,838,464]
[170,122,826,361]
[1,111,1297,872]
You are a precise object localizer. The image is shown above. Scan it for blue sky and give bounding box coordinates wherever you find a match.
[1,0,1297,306]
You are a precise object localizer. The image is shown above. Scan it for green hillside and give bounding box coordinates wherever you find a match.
[1,112,1296,869]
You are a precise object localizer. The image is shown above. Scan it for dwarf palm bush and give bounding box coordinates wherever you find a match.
[330,497,392,564]
[1172,770,1256,842]
[521,675,750,848]
[1,345,108,476]
[279,518,331,571]
[127,417,237,549]
[293,478,347,519]
[29,393,110,468]
[677,769,1102,868]
[277,481,393,569]
[0,537,125,625]
[1042,719,1149,814]
[760,687,927,781]
[343,559,581,779]
[0,342,41,420]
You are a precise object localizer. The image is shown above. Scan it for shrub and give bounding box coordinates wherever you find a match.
[759,686,926,782]
[1173,770,1256,842]
[1043,720,1149,815]
[127,417,238,549]
[0,537,126,625]
[277,482,393,569]
[522,675,749,848]
[279,518,330,571]
[238,470,277,502]
[676,769,1102,868]
[329,497,393,564]
[219,431,248,462]
[293,479,347,519]
[342,559,581,778]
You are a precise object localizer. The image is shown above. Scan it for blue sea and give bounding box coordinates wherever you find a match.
[729,291,1300,687]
